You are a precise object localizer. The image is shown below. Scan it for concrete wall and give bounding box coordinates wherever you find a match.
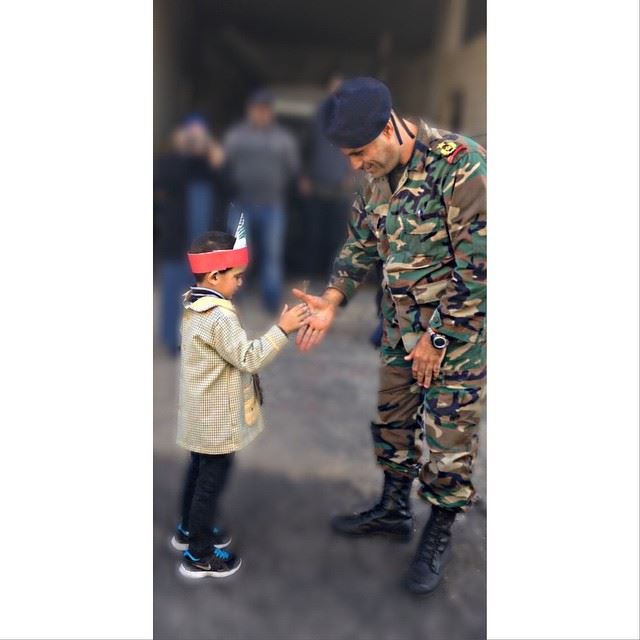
[433,33,487,144]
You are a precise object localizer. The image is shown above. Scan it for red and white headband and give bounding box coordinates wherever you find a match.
[187,214,249,274]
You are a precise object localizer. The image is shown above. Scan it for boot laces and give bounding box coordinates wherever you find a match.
[352,476,411,520]
[380,477,411,512]
[420,513,452,570]
[357,502,385,520]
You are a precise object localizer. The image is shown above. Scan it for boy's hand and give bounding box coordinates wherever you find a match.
[278,303,310,335]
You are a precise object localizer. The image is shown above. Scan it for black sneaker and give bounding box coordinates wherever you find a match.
[170,525,232,551]
[178,547,242,579]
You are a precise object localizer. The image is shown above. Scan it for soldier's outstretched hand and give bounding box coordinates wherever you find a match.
[291,288,337,352]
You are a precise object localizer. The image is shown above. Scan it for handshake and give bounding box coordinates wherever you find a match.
[276,286,447,387]
[275,287,341,352]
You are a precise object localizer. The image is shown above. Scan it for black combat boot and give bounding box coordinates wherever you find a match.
[405,505,458,594]
[330,472,414,541]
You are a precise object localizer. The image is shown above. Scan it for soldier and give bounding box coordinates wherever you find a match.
[292,77,486,594]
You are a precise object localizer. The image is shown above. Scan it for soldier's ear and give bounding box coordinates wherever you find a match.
[382,120,395,140]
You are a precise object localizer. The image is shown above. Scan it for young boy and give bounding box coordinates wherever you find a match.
[172,217,308,579]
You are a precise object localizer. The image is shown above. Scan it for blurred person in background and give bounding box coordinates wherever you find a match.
[298,73,353,279]
[154,114,227,354]
[224,89,300,313]
[293,77,486,596]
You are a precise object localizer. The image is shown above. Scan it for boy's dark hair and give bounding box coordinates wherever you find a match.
[190,231,236,283]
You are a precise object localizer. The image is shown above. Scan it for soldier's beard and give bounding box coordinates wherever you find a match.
[368,146,401,177]
[364,162,384,176]
[362,139,400,177]
[365,156,394,177]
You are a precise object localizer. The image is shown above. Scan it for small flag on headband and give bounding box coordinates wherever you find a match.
[187,213,250,274]
[234,214,247,249]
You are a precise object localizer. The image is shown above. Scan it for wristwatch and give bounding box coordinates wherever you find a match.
[428,327,449,350]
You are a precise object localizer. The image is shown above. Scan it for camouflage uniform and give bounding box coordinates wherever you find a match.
[328,120,486,511]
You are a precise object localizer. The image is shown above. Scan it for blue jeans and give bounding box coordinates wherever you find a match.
[186,181,215,241]
[228,203,285,313]
[180,452,235,557]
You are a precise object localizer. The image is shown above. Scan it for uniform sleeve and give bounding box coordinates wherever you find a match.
[211,311,289,374]
[429,150,487,343]
[327,194,379,301]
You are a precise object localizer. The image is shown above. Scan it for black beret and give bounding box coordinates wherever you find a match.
[319,77,392,148]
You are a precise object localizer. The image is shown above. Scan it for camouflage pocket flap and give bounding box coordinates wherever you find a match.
[411,280,449,304]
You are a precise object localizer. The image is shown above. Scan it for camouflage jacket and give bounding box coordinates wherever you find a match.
[328,120,487,351]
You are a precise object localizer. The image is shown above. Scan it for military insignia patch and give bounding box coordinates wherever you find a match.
[435,140,457,156]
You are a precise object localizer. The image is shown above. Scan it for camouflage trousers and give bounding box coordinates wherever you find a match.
[372,325,486,511]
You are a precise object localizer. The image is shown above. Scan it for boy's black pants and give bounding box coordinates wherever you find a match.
[180,451,234,557]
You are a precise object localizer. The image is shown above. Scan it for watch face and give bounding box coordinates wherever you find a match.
[432,334,447,349]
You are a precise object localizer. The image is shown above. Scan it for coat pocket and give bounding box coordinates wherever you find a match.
[396,202,452,266]
[437,339,487,387]
[243,382,260,427]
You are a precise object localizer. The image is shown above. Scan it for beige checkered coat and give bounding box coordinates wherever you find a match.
[176,295,289,454]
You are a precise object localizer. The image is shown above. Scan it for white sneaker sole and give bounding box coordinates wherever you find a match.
[170,536,188,551]
[170,535,232,552]
[178,558,242,579]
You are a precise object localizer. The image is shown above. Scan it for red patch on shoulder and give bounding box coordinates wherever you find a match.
[446,144,468,164]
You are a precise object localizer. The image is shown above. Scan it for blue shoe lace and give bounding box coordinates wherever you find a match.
[184,548,232,562]
[213,547,231,561]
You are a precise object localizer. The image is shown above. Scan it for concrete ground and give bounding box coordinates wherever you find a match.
[154,283,486,640]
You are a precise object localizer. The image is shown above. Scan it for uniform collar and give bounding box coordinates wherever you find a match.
[407,119,440,173]
[369,119,433,196]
